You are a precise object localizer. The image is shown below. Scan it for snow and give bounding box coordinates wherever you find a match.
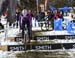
[44,30,70,35]
[0,51,16,58]
[0,41,22,45]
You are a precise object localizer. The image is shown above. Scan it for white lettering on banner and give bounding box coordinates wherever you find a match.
[9,46,25,51]
[36,37,49,40]
[15,37,24,42]
[10,47,19,51]
[65,36,75,39]
[35,45,51,50]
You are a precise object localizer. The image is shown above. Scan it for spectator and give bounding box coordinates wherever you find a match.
[39,11,45,21]
[0,11,7,29]
[16,8,21,28]
[47,10,55,29]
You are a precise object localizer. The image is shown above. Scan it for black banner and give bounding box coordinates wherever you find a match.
[32,44,62,50]
[63,43,74,49]
[10,35,75,51]
[8,43,75,51]
[34,35,75,40]
[15,35,75,42]
[32,43,75,50]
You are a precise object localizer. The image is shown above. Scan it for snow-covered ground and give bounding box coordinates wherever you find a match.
[0,50,16,58]
[0,50,75,58]
[0,27,20,45]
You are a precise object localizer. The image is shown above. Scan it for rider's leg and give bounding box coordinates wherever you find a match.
[22,21,25,38]
[27,21,32,41]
